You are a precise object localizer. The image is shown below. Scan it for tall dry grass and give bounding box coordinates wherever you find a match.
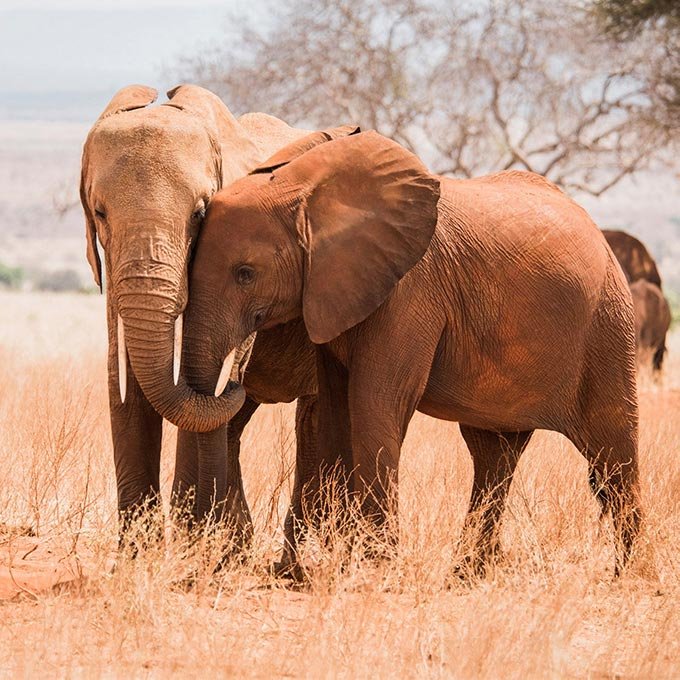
[0,291,678,678]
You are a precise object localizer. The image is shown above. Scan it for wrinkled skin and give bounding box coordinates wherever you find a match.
[80,83,326,536]
[630,280,671,372]
[171,131,643,577]
[602,229,670,373]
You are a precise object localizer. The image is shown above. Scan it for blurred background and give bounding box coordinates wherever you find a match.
[1,0,678,305]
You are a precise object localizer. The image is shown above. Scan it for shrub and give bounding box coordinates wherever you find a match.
[0,261,24,289]
[35,269,83,293]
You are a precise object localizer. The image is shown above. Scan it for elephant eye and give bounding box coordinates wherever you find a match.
[235,265,256,286]
[94,208,106,220]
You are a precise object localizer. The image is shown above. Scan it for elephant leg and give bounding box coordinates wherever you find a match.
[568,335,642,575]
[172,429,200,521]
[570,423,642,576]
[294,348,353,551]
[223,397,259,548]
[171,399,257,551]
[458,426,533,574]
[172,398,256,498]
[109,369,163,548]
[344,370,428,554]
[278,395,325,574]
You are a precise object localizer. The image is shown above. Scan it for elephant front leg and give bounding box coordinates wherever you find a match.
[342,336,436,558]
[171,429,200,525]
[171,400,256,557]
[223,397,259,549]
[109,367,163,549]
[278,394,328,576]
[347,408,405,554]
[275,350,353,578]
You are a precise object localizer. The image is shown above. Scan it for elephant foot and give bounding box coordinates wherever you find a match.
[271,555,306,585]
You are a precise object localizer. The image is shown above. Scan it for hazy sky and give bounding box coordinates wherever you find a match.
[0,1,256,118]
[0,1,230,7]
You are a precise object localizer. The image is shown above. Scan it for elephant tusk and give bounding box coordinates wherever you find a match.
[117,314,127,404]
[173,314,183,386]
[214,348,236,397]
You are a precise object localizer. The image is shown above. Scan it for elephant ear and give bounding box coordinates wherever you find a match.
[165,84,259,184]
[80,163,102,291]
[275,131,440,344]
[251,125,360,174]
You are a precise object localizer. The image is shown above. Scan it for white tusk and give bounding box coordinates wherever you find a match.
[117,314,127,404]
[173,314,183,386]
[214,348,237,397]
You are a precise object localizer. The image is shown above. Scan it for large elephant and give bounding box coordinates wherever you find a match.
[630,279,672,372]
[157,131,643,576]
[80,83,351,534]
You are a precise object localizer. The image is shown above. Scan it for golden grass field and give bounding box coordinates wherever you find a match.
[0,290,678,678]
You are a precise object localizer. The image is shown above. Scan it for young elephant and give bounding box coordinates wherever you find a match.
[176,131,642,575]
[630,280,672,372]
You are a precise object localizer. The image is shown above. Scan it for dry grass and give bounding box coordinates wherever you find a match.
[0,290,678,678]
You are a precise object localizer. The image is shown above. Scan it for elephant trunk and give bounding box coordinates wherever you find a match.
[117,284,245,434]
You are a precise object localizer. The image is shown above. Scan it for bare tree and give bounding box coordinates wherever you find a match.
[177,0,672,195]
[592,0,680,132]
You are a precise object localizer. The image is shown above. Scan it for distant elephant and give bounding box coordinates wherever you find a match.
[602,229,662,287]
[80,83,352,534]
[158,131,643,575]
[630,280,671,372]
[602,229,670,373]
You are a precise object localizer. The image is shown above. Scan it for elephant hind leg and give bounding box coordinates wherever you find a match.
[569,284,643,575]
[458,426,533,575]
[568,353,642,574]
[570,421,642,576]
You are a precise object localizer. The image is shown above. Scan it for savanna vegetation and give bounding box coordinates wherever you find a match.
[1,1,678,677]
[0,291,678,677]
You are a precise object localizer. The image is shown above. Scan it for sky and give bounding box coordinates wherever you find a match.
[0,0,257,120]
[0,0,677,291]
[0,0,230,7]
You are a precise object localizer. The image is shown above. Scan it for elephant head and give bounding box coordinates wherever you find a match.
[602,229,662,288]
[80,84,264,431]
[160,131,440,427]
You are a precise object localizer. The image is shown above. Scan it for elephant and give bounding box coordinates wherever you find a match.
[630,279,672,372]
[156,130,643,576]
[602,229,670,373]
[80,82,354,536]
[602,229,662,287]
